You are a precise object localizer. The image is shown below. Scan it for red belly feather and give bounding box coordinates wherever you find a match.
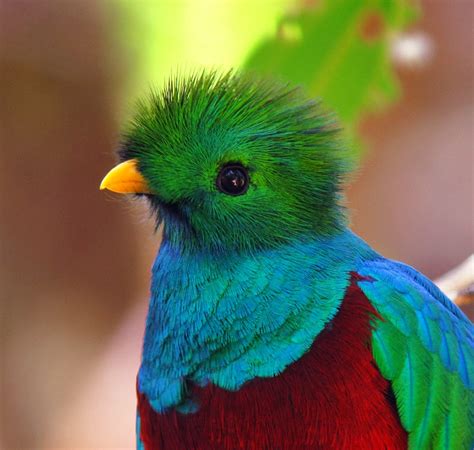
[137,274,407,449]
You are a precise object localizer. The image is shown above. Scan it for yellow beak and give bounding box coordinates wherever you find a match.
[99,159,152,194]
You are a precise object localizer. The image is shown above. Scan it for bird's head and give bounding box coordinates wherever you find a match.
[101,71,349,252]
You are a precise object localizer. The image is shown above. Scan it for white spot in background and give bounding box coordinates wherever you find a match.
[391,31,435,68]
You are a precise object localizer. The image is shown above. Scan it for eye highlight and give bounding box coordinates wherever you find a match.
[216,163,249,196]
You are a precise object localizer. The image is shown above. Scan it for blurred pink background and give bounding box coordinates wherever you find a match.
[1,0,472,447]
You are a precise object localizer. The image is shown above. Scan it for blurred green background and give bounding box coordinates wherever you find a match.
[1,0,472,447]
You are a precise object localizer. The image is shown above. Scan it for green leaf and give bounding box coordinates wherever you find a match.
[244,0,420,154]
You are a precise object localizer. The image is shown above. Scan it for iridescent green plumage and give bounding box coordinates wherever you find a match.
[359,260,474,449]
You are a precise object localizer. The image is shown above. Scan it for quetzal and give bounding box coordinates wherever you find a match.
[100,71,473,450]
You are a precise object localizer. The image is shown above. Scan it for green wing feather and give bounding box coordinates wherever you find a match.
[357,258,474,450]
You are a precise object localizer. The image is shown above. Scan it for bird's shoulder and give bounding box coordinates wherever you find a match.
[355,257,474,449]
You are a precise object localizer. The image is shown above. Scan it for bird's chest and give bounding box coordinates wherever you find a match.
[137,283,407,449]
[139,241,350,411]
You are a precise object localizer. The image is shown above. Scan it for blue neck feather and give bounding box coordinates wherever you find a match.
[138,229,377,413]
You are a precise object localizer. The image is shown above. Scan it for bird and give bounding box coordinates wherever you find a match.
[100,71,473,450]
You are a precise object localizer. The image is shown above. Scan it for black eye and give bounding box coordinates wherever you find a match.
[216,164,249,196]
